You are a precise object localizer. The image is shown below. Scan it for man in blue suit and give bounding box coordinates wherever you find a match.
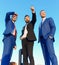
[1,12,18,65]
[38,10,58,65]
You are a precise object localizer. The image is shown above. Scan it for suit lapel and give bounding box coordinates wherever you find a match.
[42,18,47,26]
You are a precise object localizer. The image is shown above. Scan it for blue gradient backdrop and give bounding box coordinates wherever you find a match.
[0,0,59,65]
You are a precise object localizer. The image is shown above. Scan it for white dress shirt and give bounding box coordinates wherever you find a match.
[21,24,28,39]
[42,17,46,24]
[11,21,16,36]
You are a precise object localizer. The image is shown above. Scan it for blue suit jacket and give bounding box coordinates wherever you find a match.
[3,12,16,47]
[4,12,15,34]
[38,17,56,42]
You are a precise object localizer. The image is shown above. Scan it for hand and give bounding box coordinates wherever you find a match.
[20,37,22,40]
[20,37,24,40]
[20,36,23,40]
[49,36,53,39]
[31,6,35,13]
[13,46,17,50]
[20,36,26,40]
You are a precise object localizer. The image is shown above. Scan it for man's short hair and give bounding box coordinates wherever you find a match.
[13,13,18,16]
[40,10,45,14]
[24,15,29,18]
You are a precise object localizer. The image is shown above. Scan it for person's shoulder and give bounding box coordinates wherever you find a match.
[23,26,25,29]
[7,20,13,26]
[47,17,54,24]
[29,22,33,26]
[47,17,53,20]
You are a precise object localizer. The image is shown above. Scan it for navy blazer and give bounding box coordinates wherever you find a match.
[38,17,56,42]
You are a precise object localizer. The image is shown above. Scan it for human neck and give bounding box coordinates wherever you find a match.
[12,20,15,23]
[42,17,46,21]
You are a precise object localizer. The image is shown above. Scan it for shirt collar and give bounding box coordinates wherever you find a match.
[42,17,46,23]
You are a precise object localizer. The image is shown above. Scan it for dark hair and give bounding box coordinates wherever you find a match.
[40,10,45,14]
[24,15,29,18]
[13,13,18,16]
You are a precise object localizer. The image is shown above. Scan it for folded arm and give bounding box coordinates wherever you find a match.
[5,12,15,24]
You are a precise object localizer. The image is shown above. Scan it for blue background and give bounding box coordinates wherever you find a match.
[0,0,59,65]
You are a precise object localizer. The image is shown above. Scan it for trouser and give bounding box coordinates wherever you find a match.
[22,38,34,65]
[40,37,58,65]
[1,37,13,65]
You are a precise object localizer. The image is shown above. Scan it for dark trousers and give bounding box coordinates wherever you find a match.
[40,37,58,65]
[22,39,34,65]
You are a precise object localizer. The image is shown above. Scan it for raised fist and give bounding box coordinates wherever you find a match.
[31,6,35,12]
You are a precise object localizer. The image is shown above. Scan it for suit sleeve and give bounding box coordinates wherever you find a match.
[3,21,15,35]
[31,13,36,26]
[49,17,56,37]
[38,27,40,43]
[5,12,15,25]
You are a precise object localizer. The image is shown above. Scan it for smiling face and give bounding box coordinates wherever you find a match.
[12,14,18,22]
[24,15,30,23]
[40,10,46,18]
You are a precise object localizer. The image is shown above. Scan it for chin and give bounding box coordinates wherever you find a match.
[25,21,29,23]
[14,20,16,22]
[41,16,45,18]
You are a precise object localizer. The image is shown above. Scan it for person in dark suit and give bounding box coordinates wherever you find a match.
[38,10,58,65]
[1,12,18,65]
[20,6,37,65]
